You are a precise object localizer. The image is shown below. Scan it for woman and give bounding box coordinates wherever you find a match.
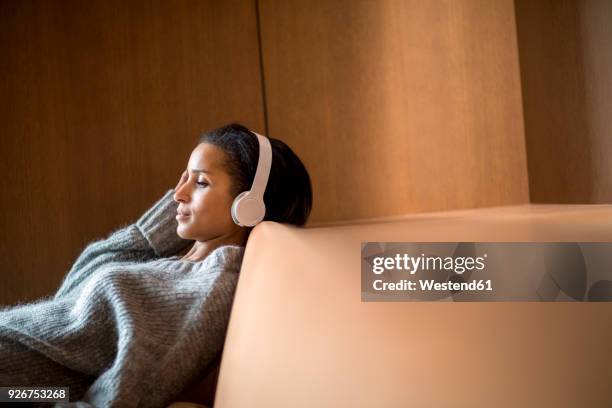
[0,123,313,407]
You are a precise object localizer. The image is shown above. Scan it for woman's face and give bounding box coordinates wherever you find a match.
[173,142,242,242]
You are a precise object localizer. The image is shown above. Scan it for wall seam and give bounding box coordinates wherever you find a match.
[255,0,269,135]
[512,0,533,204]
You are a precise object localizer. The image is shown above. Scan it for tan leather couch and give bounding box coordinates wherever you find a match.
[185,205,612,407]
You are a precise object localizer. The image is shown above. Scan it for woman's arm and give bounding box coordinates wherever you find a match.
[54,189,193,299]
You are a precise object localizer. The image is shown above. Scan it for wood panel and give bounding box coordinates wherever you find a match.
[259,0,530,223]
[515,0,612,204]
[0,0,264,306]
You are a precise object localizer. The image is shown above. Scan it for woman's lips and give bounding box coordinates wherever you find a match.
[176,212,191,221]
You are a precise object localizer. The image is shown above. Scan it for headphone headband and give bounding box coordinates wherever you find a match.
[249,132,272,198]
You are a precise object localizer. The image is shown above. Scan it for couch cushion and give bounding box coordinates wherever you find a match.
[215,205,612,407]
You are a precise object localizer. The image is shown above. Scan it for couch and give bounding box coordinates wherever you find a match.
[174,204,612,408]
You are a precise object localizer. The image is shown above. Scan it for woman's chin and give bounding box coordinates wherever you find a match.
[176,226,191,240]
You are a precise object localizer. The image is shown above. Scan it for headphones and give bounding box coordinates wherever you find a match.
[230,131,272,227]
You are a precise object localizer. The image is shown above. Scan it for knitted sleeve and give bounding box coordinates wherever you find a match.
[54,189,193,299]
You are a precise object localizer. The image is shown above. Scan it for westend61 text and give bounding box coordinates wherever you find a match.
[373,279,493,291]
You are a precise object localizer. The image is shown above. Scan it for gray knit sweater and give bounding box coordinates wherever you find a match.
[0,189,245,407]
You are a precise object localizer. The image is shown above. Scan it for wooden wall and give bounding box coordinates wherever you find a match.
[3,0,608,305]
[515,0,612,203]
[0,0,265,305]
[259,0,529,222]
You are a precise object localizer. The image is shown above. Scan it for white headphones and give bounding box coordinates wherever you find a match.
[230,131,272,227]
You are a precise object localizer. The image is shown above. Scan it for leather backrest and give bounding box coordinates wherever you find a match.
[215,205,612,407]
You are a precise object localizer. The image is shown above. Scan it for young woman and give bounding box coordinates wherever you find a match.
[0,123,313,407]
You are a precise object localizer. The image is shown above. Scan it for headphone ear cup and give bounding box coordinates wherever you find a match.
[231,191,248,225]
[232,191,266,227]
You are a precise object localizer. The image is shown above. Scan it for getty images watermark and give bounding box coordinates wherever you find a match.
[361,242,612,302]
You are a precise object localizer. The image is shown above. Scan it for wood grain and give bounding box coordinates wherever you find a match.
[259,0,530,223]
[0,0,265,305]
[515,0,612,204]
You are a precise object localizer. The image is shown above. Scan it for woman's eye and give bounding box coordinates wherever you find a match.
[196,181,208,188]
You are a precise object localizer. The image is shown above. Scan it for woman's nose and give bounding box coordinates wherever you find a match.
[173,178,191,203]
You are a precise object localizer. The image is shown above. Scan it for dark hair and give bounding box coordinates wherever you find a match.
[199,123,313,226]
